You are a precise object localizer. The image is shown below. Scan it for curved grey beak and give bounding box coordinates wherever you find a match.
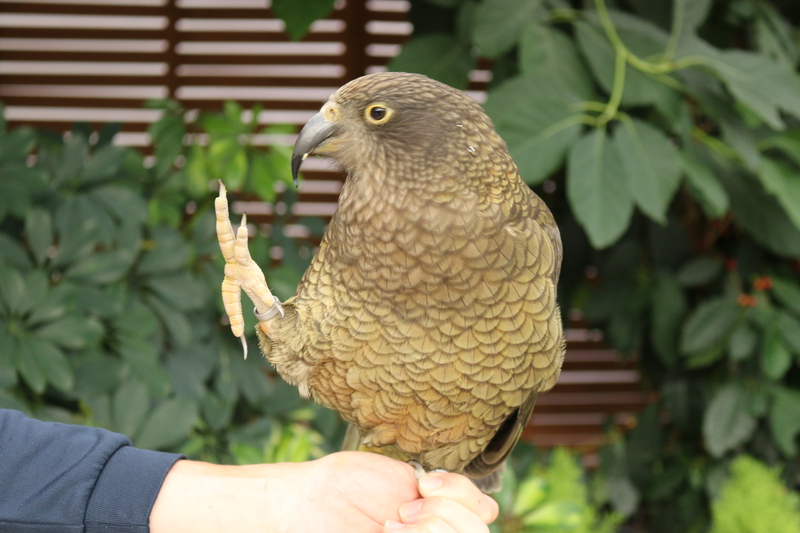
[292,111,338,187]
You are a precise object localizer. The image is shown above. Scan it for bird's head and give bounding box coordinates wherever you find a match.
[292,72,506,188]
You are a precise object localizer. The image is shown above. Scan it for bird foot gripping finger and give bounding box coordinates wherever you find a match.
[215,181,284,359]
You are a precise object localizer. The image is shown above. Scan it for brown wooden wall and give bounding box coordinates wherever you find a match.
[0,0,648,461]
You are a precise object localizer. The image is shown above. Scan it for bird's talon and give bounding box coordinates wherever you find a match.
[407,460,426,481]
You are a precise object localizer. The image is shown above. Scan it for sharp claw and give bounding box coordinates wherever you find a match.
[240,212,247,228]
[241,335,248,360]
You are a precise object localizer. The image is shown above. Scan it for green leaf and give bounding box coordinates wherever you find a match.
[768,388,800,457]
[65,250,135,285]
[73,356,126,396]
[676,255,723,287]
[16,338,48,394]
[615,118,681,224]
[484,75,583,184]
[701,50,800,130]
[250,151,278,202]
[29,337,73,392]
[134,397,198,450]
[680,152,729,218]
[722,172,800,259]
[761,326,792,380]
[25,209,53,266]
[90,185,148,225]
[776,311,800,356]
[518,21,594,100]
[37,316,103,351]
[138,227,190,275]
[703,382,757,457]
[145,295,192,349]
[727,324,758,362]
[185,144,211,198]
[756,158,800,233]
[389,34,473,90]
[771,277,800,317]
[650,270,687,367]
[674,0,712,32]
[272,0,336,40]
[522,501,582,528]
[680,296,739,354]
[0,267,26,315]
[575,20,678,108]
[113,378,150,438]
[201,392,234,432]
[145,273,206,312]
[0,234,32,270]
[512,477,547,516]
[566,127,633,249]
[0,126,36,160]
[82,145,127,184]
[472,0,543,58]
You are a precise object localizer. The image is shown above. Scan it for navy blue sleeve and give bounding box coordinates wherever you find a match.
[0,408,185,533]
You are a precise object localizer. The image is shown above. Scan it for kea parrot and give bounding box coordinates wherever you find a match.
[215,72,565,492]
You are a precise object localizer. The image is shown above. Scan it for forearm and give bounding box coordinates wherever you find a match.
[149,460,302,533]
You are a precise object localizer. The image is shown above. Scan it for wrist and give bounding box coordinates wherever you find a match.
[149,459,303,533]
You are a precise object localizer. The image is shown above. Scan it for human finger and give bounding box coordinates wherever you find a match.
[416,473,499,525]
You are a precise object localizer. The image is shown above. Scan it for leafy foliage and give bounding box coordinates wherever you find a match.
[0,103,340,462]
[492,448,622,533]
[710,455,800,533]
[391,0,800,529]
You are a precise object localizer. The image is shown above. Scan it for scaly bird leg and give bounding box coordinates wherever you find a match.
[215,181,284,359]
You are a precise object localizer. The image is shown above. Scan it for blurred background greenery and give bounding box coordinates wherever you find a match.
[1,0,799,531]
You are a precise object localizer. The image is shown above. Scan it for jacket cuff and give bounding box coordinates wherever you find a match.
[85,446,184,533]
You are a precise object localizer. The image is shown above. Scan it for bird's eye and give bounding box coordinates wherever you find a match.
[365,104,392,124]
[370,106,386,120]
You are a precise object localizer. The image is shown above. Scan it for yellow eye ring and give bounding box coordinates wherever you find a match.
[365,103,393,124]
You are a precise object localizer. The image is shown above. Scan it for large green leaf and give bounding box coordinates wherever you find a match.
[389,34,473,89]
[113,378,150,438]
[680,295,739,355]
[727,324,758,362]
[615,118,682,224]
[484,75,583,184]
[756,157,800,233]
[777,311,800,357]
[0,126,36,160]
[567,128,633,249]
[680,152,729,218]
[24,209,53,266]
[37,316,103,351]
[674,0,712,33]
[701,50,800,130]
[518,22,594,100]
[472,0,544,58]
[769,388,800,457]
[722,172,800,258]
[771,277,800,318]
[28,337,73,392]
[82,145,127,184]
[134,397,198,450]
[271,0,336,40]
[703,382,757,458]
[761,326,792,380]
[575,20,678,109]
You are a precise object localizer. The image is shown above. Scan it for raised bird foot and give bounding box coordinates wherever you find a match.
[215,181,284,359]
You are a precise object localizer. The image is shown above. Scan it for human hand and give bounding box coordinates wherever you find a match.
[149,451,497,533]
[286,452,498,533]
